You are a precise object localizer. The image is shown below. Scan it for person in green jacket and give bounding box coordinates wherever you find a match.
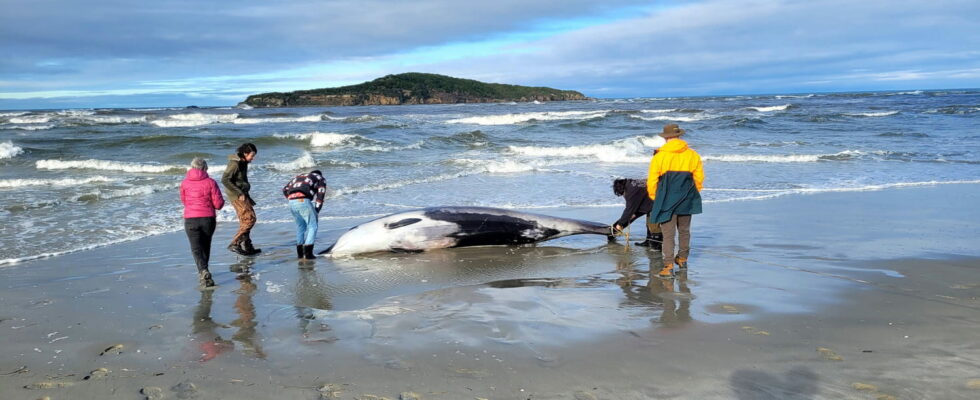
[222,143,261,256]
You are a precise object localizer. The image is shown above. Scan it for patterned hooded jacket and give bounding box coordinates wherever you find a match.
[282,171,328,212]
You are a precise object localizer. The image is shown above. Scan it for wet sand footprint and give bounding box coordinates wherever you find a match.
[852,382,897,400]
[968,379,980,389]
[84,367,110,380]
[741,326,770,336]
[817,347,843,361]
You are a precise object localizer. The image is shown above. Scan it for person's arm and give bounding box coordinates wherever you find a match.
[615,184,644,228]
[179,181,187,205]
[210,179,225,210]
[314,178,327,213]
[221,161,244,200]
[282,178,291,199]
[646,155,661,201]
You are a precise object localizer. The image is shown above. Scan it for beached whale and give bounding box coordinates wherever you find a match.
[321,206,612,256]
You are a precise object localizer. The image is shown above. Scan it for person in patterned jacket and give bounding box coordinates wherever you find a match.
[282,170,328,260]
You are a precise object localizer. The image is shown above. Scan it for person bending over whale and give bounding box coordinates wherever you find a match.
[282,169,328,260]
[612,178,663,250]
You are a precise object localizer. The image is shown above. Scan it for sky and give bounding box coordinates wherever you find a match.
[1,0,978,109]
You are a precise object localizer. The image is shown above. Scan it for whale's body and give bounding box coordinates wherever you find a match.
[323,206,611,256]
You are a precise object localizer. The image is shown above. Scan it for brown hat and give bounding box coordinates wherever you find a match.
[660,124,685,138]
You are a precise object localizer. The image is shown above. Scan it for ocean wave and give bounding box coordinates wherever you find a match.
[357,141,423,152]
[628,114,706,122]
[702,150,877,163]
[0,111,29,118]
[845,111,899,117]
[775,94,814,99]
[0,176,115,189]
[446,110,609,125]
[746,104,792,112]
[0,141,24,159]
[641,108,678,113]
[232,114,324,124]
[36,159,185,173]
[72,115,148,125]
[505,136,657,164]
[706,180,980,203]
[149,113,239,127]
[0,124,55,131]
[75,183,178,202]
[266,152,319,171]
[275,131,361,147]
[450,158,546,174]
[333,172,474,197]
[8,115,52,124]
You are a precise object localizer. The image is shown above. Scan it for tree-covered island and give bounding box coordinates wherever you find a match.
[242,73,588,107]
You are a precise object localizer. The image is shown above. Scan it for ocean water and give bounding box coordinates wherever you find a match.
[1,90,978,264]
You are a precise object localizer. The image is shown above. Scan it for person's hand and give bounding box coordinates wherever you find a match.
[238,195,245,202]
[612,224,623,233]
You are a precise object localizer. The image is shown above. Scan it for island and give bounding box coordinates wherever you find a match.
[242,73,588,107]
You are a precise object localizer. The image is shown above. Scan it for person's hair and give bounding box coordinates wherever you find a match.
[236,143,258,158]
[310,169,322,176]
[613,178,628,197]
[190,157,207,171]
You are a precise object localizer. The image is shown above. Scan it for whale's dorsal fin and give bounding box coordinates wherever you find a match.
[385,218,422,229]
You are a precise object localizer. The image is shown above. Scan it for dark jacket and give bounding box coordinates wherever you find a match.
[221,154,254,205]
[282,171,328,212]
[647,139,703,224]
[615,179,653,228]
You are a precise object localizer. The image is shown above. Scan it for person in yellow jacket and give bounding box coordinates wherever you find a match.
[647,124,704,278]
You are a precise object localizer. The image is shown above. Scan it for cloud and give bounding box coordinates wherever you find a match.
[2,0,979,108]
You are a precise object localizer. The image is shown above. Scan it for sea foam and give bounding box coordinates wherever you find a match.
[36,159,185,173]
[747,104,792,112]
[277,132,360,147]
[150,113,239,127]
[0,176,115,188]
[0,141,24,159]
[266,152,318,171]
[446,110,609,125]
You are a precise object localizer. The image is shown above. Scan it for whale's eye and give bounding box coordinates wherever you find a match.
[385,218,422,229]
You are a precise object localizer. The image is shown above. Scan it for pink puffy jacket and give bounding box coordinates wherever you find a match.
[180,168,225,218]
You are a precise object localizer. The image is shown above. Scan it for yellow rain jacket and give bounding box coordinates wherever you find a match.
[646,138,704,224]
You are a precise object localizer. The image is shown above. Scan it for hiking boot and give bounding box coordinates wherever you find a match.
[296,245,304,259]
[198,270,216,288]
[675,257,688,270]
[241,241,262,256]
[656,264,674,279]
[228,244,249,256]
[302,245,316,260]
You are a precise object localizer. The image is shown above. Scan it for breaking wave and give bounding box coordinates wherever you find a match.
[505,136,660,163]
[0,141,24,159]
[266,152,318,171]
[446,110,610,125]
[746,104,792,112]
[150,113,239,127]
[35,159,185,173]
[0,176,115,189]
[275,132,361,147]
[845,111,899,117]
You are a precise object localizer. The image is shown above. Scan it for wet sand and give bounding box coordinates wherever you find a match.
[1,184,979,399]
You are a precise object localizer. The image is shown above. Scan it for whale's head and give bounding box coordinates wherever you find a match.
[325,211,459,257]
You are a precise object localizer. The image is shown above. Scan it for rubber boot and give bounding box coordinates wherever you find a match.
[650,233,663,251]
[296,245,304,259]
[302,245,316,260]
[228,243,248,256]
[241,240,261,256]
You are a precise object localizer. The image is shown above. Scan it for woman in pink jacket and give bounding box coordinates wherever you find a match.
[180,157,225,288]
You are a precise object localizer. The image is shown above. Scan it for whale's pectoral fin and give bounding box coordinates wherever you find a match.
[317,244,334,255]
[385,218,422,229]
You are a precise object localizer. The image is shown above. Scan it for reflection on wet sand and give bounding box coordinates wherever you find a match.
[613,246,693,327]
[231,274,266,359]
[192,290,232,362]
[294,268,335,343]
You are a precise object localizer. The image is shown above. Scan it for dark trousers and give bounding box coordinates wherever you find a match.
[185,217,217,272]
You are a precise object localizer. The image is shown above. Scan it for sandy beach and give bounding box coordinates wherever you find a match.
[2,184,979,399]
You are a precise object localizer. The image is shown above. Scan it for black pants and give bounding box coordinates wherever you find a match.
[185,217,217,272]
